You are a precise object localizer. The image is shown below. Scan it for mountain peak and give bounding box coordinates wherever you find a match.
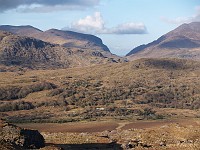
[127,22,200,60]
[166,22,200,38]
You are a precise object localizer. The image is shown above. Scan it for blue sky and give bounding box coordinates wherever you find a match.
[0,0,200,56]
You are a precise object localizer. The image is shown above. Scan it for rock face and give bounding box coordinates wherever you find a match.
[127,22,200,60]
[0,30,69,69]
[0,122,45,149]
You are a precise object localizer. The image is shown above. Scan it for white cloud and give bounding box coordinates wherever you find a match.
[64,12,147,34]
[161,6,200,24]
[70,12,105,34]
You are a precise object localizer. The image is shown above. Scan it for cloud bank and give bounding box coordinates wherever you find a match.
[161,6,200,24]
[64,12,147,34]
[0,0,100,12]
[108,22,147,34]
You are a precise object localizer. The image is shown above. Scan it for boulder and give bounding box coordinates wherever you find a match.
[0,122,45,149]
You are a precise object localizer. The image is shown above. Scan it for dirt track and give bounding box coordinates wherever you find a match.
[17,121,118,133]
[17,119,200,133]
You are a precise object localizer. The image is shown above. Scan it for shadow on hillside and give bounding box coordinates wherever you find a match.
[46,142,123,150]
[133,58,193,70]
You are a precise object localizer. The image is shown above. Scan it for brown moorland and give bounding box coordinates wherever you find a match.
[0,57,200,124]
[0,57,200,149]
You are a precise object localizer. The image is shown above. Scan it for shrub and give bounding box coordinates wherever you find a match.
[0,81,56,100]
[0,101,34,112]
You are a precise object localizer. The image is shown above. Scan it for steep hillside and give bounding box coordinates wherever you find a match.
[127,22,200,60]
[0,30,124,70]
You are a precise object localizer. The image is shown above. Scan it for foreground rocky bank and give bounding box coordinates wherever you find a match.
[0,120,45,149]
[40,121,200,150]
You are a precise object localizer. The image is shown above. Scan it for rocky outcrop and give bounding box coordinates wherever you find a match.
[0,122,45,149]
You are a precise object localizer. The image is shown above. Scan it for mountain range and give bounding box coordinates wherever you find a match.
[0,25,109,52]
[127,22,200,60]
[0,26,125,69]
[0,22,200,70]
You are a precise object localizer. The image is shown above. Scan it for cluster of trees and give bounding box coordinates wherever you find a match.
[0,81,56,100]
[0,101,34,112]
[1,75,200,123]
[46,79,200,110]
